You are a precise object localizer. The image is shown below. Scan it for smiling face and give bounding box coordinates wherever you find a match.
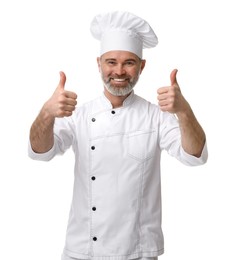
[97,51,146,97]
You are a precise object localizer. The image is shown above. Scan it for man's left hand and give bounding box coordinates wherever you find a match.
[157,69,189,114]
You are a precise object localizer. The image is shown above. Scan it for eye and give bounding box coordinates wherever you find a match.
[124,60,136,66]
[106,60,117,66]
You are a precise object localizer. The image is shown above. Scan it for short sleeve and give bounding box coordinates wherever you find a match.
[28,116,75,161]
[159,111,208,166]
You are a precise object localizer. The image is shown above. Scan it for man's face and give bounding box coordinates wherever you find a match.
[97,51,146,96]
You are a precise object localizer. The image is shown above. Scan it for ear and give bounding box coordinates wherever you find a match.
[140,59,146,74]
[97,57,101,72]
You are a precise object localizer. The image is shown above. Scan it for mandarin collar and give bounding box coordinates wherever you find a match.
[101,91,135,109]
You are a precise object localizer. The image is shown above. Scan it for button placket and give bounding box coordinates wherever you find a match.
[91,176,97,245]
[91,176,98,245]
[91,116,96,151]
[90,116,98,244]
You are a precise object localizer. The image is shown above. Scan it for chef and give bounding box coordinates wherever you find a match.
[28,10,208,260]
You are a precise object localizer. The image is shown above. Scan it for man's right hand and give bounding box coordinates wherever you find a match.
[43,71,78,118]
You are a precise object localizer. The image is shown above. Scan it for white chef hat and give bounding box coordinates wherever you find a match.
[90,11,158,58]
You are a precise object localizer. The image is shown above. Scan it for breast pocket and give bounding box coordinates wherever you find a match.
[127,130,157,162]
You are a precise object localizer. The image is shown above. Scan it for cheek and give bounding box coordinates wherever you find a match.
[131,68,141,77]
[103,68,114,77]
[100,68,112,80]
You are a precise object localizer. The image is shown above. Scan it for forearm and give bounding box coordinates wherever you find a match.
[176,106,206,158]
[30,107,55,153]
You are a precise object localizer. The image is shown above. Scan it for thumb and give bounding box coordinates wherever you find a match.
[170,69,178,86]
[58,71,66,90]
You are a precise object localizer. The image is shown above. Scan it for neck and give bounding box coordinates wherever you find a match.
[104,88,131,108]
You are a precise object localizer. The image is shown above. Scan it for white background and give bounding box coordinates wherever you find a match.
[0,0,238,259]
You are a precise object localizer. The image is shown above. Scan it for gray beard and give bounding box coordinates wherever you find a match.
[102,75,139,97]
[104,82,135,96]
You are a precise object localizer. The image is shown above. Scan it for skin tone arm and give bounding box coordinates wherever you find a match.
[157,69,206,158]
[29,72,77,153]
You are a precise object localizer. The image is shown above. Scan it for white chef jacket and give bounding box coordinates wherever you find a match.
[28,91,208,260]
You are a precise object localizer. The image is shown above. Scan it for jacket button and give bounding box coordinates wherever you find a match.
[92,207,96,211]
[92,118,96,122]
[91,176,96,181]
[91,146,95,150]
[111,110,116,114]
[93,237,97,241]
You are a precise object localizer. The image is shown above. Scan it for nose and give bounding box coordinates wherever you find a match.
[114,64,126,76]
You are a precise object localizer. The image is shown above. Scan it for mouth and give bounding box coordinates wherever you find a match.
[110,78,129,85]
[111,78,127,81]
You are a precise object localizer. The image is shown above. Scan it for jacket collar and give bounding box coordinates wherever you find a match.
[102,90,135,109]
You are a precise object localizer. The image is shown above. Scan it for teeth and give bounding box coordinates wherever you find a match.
[113,78,126,82]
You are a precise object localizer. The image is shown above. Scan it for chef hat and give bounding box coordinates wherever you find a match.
[90,11,158,58]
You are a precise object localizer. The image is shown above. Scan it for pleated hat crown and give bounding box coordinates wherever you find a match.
[90,11,158,58]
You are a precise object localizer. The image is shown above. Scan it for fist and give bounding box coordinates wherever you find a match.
[44,71,78,118]
[157,69,188,114]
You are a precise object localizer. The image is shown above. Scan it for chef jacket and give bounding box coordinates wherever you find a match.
[28,91,208,260]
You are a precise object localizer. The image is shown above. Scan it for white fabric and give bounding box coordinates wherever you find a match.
[61,254,157,260]
[29,92,208,260]
[90,11,158,58]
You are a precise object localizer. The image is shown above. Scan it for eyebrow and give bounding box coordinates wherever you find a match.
[104,58,139,62]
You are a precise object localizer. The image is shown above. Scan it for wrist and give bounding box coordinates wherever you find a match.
[176,103,193,122]
[41,103,56,124]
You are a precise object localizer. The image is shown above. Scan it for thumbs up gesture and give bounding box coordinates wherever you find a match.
[157,69,189,114]
[44,71,78,118]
